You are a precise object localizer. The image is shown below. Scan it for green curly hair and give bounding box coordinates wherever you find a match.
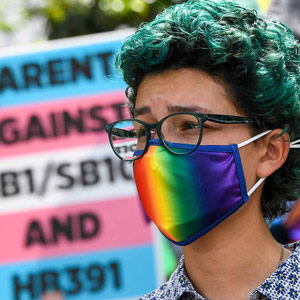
[115,0,300,220]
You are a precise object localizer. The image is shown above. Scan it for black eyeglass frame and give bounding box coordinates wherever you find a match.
[105,112,255,161]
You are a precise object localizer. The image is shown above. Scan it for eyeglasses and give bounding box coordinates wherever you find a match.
[105,112,255,161]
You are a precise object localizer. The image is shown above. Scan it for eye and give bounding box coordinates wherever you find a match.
[181,122,200,130]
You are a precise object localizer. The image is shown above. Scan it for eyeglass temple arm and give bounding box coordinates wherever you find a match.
[205,115,254,124]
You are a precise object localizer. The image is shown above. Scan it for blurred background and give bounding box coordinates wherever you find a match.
[0,0,299,300]
[2,0,298,47]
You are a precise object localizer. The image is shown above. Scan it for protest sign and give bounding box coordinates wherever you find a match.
[0,30,163,300]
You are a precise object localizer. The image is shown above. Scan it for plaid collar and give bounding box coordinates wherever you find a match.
[140,241,300,300]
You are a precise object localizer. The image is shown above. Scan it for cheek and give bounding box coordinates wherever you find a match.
[239,145,260,191]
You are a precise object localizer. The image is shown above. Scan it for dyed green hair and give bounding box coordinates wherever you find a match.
[116,0,300,219]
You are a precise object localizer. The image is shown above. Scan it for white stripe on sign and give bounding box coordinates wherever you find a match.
[0,144,136,214]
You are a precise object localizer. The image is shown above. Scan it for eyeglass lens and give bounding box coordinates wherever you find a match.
[161,114,201,154]
[110,120,145,160]
[110,114,202,160]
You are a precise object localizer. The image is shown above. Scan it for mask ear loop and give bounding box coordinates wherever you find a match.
[245,134,300,197]
[248,177,266,197]
[237,130,271,196]
[290,139,300,148]
[237,130,272,148]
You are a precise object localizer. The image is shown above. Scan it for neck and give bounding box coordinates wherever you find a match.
[183,198,290,300]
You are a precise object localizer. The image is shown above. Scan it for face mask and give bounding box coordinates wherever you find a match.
[133,131,272,246]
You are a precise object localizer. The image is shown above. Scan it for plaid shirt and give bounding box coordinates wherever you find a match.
[139,242,300,300]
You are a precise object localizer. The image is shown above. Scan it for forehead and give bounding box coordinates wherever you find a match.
[135,68,240,117]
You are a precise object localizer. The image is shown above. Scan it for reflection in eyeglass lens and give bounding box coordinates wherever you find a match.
[111,120,141,160]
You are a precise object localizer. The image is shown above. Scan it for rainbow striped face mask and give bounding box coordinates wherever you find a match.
[133,131,271,246]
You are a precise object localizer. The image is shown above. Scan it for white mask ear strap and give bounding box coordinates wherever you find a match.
[247,177,266,197]
[245,135,300,197]
[238,130,272,148]
[290,139,300,148]
[242,132,300,197]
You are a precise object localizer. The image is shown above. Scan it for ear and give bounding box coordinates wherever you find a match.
[256,129,290,178]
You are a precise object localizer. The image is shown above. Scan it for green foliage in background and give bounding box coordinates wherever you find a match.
[0,2,14,33]
[0,0,264,41]
[25,0,177,39]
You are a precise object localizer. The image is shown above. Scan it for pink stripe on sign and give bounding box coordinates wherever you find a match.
[0,196,151,264]
[0,91,129,158]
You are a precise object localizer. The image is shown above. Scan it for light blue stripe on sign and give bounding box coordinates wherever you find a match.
[0,245,158,300]
[0,39,126,108]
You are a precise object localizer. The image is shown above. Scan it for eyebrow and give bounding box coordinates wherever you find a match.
[167,105,213,114]
[133,106,152,117]
[133,104,213,117]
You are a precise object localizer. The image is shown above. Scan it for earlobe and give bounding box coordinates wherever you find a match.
[256,129,290,178]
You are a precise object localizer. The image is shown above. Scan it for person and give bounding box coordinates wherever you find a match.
[105,0,300,299]
[270,200,300,244]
